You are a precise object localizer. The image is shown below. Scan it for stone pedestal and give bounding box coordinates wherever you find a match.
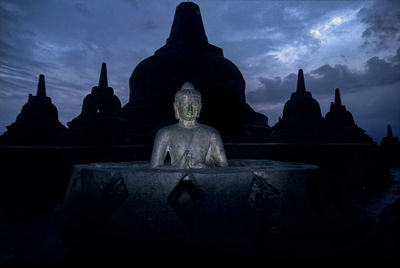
[58,160,319,260]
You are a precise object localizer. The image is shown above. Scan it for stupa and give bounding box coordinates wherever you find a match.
[380,125,400,165]
[122,1,270,142]
[67,62,123,144]
[271,69,325,142]
[381,125,400,147]
[0,74,66,144]
[325,88,373,143]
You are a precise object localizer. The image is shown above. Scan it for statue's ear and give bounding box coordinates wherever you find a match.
[173,102,180,120]
[197,103,202,118]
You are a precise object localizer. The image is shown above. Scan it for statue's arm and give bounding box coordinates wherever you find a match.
[209,130,228,167]
[150,129,169,168]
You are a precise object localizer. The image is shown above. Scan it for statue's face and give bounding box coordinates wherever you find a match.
[174,95,202,121]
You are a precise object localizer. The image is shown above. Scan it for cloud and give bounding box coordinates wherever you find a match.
[248,47,400,103]
[74,2,90,16]
[246,48,400,141]
[205,0,369,89]
[358,0,400,51]
[0,0,398,142]
[0,0,177,133]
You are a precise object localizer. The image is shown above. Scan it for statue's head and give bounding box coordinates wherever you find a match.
[174,82,202,121]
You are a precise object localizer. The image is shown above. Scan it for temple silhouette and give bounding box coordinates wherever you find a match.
[0,1,399,264]
[380,124,400,166]
[381,124,400,147]
[67,62,124,145]
[123,2,270,142]
[0,74,66,145]
[271,69,325,142]
[325,88,373,143]
[0,2,385,145]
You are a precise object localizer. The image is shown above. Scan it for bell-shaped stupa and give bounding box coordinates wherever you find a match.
[67,62,123,144]
[380,124,400,165]
[271,69,325,142]
[123,1,270,142]
[1,75,66,144]
[381,124,400,147]
[325,88,373,143]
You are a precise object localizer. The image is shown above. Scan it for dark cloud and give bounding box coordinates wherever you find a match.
[248,48,400,104]
[202,0,368,85]
[247,48,400,141]
[74,2,90,16]
[0,0,398,142]
[358,0,400,51]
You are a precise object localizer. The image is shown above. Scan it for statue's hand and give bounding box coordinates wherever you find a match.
[177,150,191,169]
[190,162,208,168]
[176,151,208,169]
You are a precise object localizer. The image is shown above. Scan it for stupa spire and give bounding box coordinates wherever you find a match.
[36,74,46,97]
[387,124,393,138]
[98,62,108,87]
[296,69,306,93]
[167,2,208,48]
[334,88,342,107]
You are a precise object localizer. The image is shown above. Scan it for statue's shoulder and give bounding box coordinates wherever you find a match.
[155,124,178,137]
[197,124,220,135]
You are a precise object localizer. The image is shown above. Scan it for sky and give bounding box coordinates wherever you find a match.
[0,0,399,143]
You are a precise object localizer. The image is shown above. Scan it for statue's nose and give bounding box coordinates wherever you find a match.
[188,104,193,112]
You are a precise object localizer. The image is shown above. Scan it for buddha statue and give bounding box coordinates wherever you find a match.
[151,82,228,169]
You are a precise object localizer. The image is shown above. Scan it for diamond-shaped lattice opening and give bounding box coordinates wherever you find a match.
[102,177,128,214]
[168,176,204,225]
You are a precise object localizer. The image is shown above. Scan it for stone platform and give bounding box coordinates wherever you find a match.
[57,160,321,261]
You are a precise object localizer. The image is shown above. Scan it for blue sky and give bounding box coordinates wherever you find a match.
[0,0,399,142]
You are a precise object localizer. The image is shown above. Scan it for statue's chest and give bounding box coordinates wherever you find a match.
[169,130,209,154]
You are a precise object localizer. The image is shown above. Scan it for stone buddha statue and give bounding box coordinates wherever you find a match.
[151,82,228,169]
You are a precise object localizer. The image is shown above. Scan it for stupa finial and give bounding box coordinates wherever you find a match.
[36,74,46,97]
[296,69,306,93]
[98,62,108,87]
[387,124,393,138]
[334,88,342,107]
[167,2,208,48]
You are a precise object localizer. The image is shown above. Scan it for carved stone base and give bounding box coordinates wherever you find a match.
[57,160,319,260]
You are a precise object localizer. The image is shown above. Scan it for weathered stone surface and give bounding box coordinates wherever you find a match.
[168,175,205,225]
[248,162,321,234]
[58,159,320,247]
[123,2,270,142]
[150,82,228,169]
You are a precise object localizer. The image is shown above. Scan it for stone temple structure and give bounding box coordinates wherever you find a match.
[123,1,270,142]
[325,88,373,143]
[67,62,123,144]
[381,125,400,147]
[380,125,400,165]
[271,69,325,142]
[0,74,66,145]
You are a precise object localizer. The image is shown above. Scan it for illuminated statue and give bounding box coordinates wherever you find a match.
[151,82,228,169]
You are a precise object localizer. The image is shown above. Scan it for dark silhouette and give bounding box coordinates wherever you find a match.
[381,124,400,147]
[0,1,397,264]
[380,124,400,165]
[271,69,325,142]
[0,74,66,145]
[325,88,373,143]
[122,1,270,142]
[67,62,123,144]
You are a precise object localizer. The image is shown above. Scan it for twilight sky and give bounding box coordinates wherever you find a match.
[0,0,399,142]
